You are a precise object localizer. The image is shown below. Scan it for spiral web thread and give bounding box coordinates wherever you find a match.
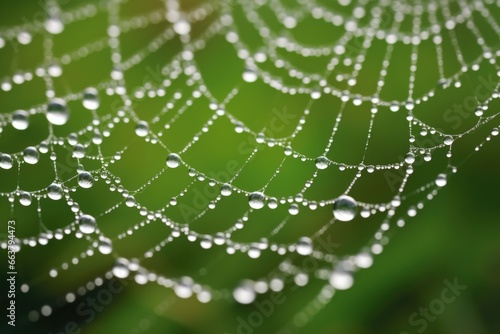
[1,0,500,331]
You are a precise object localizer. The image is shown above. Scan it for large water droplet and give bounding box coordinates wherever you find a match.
[12,110,29,130]
[19,192,32,206]
[221,183,233,196]
[242,68,258,83]
[78,172,94,188]
[329,271,353,290]
[112,258,130,278]
[135,121,149,137]
[315,156,329,169]
[435,173,447,187]
[79,214,96,234]
[23,146,39,164]
[248,192,265,209]
[82,87,99,110]
[47,183,63,200]
[98,237,113,254]
[443,135,454,146]
[296,237,313,255]
[0,154,13,169]
[45,17,64,34]
[166,153,181,168]
[47,98,69,125]
[333,195,357,221]
[233,282,255,304]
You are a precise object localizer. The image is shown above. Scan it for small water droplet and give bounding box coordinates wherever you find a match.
[135,121,149,137]
[45,17,64,34]
[221,183,232,196]
[333,195,357,221]
[296,237,313,255]
[248,192,265,209]
[0,154,13,169]
[112,258,130,278]
[173,19,191,35]
[242,68,258,83]
[404,153,415,164]
[443,135,454,145]
[47,183,63,200]
[166,153,181,168]
[19,192,32,206]
[233,282,255,304]
[47,98,69,125]
[98,237,113,254]
[329,271,353,290]
[435,173,447,187]
[78,172,94,188]
[315,156,329,169]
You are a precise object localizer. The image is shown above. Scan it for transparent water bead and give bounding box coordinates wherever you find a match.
[329,271,353,290]
[248,192,265,209]
[333,195,358,221]
[173,19,191,35]
[45,17,64,34]
[242,68,258,83]
[47,183,63,200]
[315,156,329,169]
[23,146,39,164]
[112,258,130,278]
[82,87,99,110]
[0,154,13,169]
[435,173,447,187]
[19,192,32,206]
[220,183,233,196]
[296,237,313,256]
[174,277,194,299]
[166,153,181,168]
[233,282,256,304]
[78,172,94,188]
[443,135,454,146]
[135,121,150,137]
[12,110,29,130]
[79,214,96,234]
[98,237,113,254]
[46,98,69,125]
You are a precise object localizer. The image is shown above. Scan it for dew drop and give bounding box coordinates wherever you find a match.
[47,98,69,125]
[12,110,29,130]
[296,237,313,256]
[221,183,233,196]
[242,68,258,83]
[329,271,353,290]
[435,173,447,187]
[125,195,136,207]
[98,237,113,254]
[166,153,181,168]
[112,258,130,278]
[248,192,265,209]
[233,282,255,304]
[47,183,63,200]
[23,146,39,164]
[0,154,13,169]
[79,214,96,234]
[83,87,100,110]
[404,152,415,164]
[333,195,357,221]
[173,19,191,35]
[78,172,94,188]
[135,121,149,137]
[443,135,454,145]
[248,244,261,258]
[315,156,329,169]
[174,277,194,298]
[288,204,299,215]
[45,17,64,34]
[19,192,32,206]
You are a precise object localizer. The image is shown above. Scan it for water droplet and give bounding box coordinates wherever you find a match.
[174,277,194,298]
[12,110,29,130]
[296,237,313,255]
[333,195,357,221]
[404,153,415,164]
[47,183,63,200]
[23,146,39,164]
[435,173,447,187]
[315,156,329,169]
[125,195,136,207]
[288,204,299,215]
[82,87,99,110]
[329,271,353,290]
[98,237,113,254]
[234,122,244,133]
[242,68,258,83]
[173,19,191,35]
[310,89,321,99]
[443,135,454,145]
[233,282,255,304]
[166,153,181,168]
[268,197,278,209]
[47,98,69,125]
[248,192,265,209]
[200,236,212,249]
[0,154,13,169]
[355,253,373,268]
[135,121,149,137]
[45,17,64,34]
[248,244,261,258]
[112,258,130,278]
[475,107,483,117]
[221,183,232,196]
[78,172,94,188]
[79,214,96,234]
[73,144,85,159]
[19,192,32,206]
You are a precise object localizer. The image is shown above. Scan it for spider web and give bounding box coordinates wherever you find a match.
[1,0,499,332]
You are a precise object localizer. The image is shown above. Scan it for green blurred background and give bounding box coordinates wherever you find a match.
[1,0,500,333]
